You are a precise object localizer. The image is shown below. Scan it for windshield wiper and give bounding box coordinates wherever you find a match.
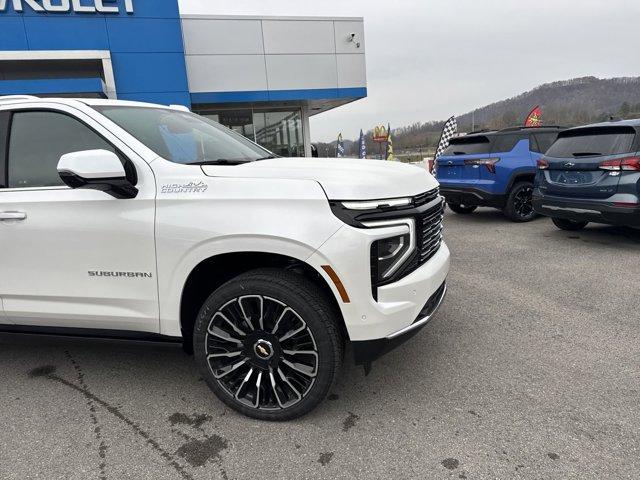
[571,152,603,157]
[187,159,251,166]
[255,155,278,161]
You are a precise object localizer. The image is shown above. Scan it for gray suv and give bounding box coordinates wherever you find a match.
[533,120,640,230]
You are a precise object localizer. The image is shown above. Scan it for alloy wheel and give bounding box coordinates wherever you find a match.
[205,295,319,411]
[513,185,534,219]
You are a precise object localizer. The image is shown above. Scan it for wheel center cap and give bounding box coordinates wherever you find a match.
[254,340,274,360]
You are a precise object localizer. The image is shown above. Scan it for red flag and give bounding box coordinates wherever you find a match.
[525,106,542,127]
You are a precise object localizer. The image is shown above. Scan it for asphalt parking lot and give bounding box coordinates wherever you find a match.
[1,209,639,480]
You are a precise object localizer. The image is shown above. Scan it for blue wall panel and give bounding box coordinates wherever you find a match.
[106,18,184,53]
[111,52,189,94]
[119,0,180,19]
[118,91,191,106]
[0,0,191,106]
[4,0,180,18]
[24,17,109,50]
[0,78,105,95]
[0,18,29,50]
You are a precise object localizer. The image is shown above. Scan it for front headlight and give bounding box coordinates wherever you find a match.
[363,218,416,283]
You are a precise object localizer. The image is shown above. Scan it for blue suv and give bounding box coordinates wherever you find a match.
[436,127,562,222]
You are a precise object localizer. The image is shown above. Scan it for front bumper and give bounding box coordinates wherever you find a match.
[440,186,506,209]
[533,194,640,226]
[352,281,446,365]
[308,221,450,342]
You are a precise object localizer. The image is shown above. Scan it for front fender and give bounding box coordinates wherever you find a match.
[158,233,343,337]
[151,170,344,337]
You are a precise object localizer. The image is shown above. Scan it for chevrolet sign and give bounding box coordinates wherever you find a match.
[0,0,134,13]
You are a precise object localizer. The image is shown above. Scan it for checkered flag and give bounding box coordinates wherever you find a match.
[336,133,345,158]
[435,116,458,159]
[431,116,457,174]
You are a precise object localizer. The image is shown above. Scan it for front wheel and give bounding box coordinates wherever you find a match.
[503,181,537,222]
[551,217,589,231]
[193,268,343,421]
[447,202,477,214]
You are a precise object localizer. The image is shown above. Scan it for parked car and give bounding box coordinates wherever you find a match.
[0,95,450,420]
[533,120,640,230]
[436,126,562,221]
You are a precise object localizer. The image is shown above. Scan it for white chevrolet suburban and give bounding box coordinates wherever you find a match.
[0,96,449,420]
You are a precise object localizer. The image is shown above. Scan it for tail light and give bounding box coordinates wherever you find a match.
[537,158,549,170]
[599,156,640,171]
[464,158,500,174]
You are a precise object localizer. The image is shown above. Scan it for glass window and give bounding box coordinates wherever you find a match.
[546,127,636,158]
[256,110,304,157]
[217,109,255,139]
[491,134,527,153]
[531,132,559,154]
[201,108,305,158]
[7,111,115,188]
[96,106,272,165]
[442,135,492,155]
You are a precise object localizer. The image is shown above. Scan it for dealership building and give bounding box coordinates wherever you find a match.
[0,0,367,156]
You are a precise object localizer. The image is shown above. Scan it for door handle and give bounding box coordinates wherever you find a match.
[0,211,27,221]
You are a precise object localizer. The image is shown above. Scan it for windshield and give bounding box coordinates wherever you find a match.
[546,127,636,158]
[95,106,274,165]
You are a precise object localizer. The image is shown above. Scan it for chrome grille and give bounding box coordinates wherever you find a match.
[393,197,445,279]
[413,187,440,207]
[418,201,445,264]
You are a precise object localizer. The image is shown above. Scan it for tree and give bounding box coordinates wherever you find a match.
[619,102,631,119]
[501,110,518,127]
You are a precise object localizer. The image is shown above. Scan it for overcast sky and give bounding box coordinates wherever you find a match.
[179,0,640,142]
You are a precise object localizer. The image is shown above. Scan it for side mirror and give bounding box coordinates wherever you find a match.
[57,149,138,199]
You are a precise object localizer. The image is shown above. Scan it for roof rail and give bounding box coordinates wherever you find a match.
[0,95,39,104]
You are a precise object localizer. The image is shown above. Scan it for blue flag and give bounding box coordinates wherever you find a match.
[336,133,345,158]
[358,130,367,159]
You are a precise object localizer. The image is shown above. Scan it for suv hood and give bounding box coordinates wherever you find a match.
[201,157,437,200]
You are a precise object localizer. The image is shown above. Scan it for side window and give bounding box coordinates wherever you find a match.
[7,111,115,189]
[0,111,8,188]
[491,134,527,153]
[532,132,559,154]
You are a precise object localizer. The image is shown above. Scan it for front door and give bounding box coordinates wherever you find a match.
[0,106,159,333]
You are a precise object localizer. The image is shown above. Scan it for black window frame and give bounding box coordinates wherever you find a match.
[1,108,137,190]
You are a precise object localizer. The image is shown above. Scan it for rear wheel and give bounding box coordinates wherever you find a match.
[447,202,477,214]
[193,268,343,421]
[503,181,537,222]
[551,217,589,231]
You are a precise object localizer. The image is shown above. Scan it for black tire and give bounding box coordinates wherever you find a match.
[551,217,589,231]
[193,268,344,421]
[447,202,477,214]
[503,181,537,222]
